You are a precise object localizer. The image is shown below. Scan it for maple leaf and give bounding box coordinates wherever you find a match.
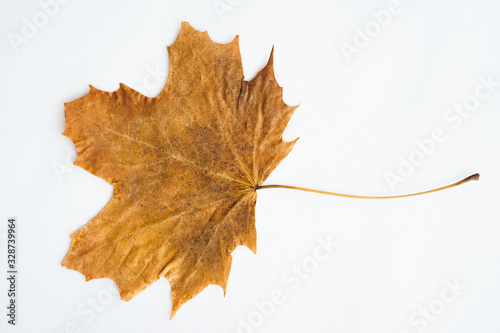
[62,22,479,318]
[61,22,298,318]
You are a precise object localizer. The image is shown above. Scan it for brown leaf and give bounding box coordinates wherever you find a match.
[62,22,298,318]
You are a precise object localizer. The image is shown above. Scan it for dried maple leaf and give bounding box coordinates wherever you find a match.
[62,22,479,318]
[62,22,298,318]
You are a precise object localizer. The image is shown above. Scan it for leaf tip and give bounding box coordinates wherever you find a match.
[231,34,240,46]
[267,45,275,67]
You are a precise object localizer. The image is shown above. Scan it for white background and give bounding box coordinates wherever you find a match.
[1,0,500,332]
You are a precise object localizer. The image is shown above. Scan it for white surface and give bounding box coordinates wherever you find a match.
[1,0,500,332]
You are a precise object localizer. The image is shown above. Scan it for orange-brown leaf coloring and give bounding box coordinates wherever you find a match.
[62,22,298,318]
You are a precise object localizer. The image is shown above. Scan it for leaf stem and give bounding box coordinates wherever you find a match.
[256,173,479,199]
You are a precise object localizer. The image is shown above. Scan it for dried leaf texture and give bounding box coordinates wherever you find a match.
[62,22,298,318]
